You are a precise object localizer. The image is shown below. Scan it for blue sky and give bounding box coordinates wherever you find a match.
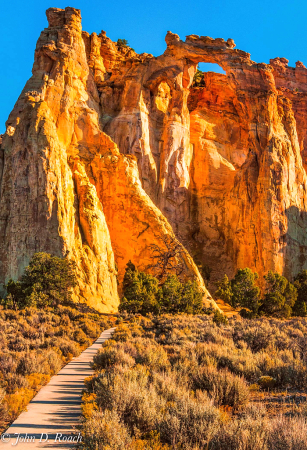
[1,0,306,132]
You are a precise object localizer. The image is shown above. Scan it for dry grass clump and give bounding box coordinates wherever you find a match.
[0,305,113,432]
[81,314,307,449]
[81,409,132,450]
[266,416,307,450]
[191,366,249,409]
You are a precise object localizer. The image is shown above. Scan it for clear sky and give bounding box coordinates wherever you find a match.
[1,0,306,132]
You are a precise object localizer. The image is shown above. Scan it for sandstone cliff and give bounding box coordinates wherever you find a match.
[0,7,213,312]
[2,7,307,311]
[84,25,307,289]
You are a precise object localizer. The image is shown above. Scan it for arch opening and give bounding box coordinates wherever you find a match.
[197,62,226,75]
[192,62,226,88]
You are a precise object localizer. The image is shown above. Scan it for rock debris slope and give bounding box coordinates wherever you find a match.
[1,6,307,310]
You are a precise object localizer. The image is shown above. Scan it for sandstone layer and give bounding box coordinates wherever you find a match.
[2,7,307,310]
[84,25,307,288]
[0,7,212,311]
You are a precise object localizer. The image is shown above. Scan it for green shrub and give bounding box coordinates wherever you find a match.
[215,269,260,312]
[212,413,267,450]
[54,338,80,357]
[240,308,255,319]
[193,68,205,87]
[119,262,204,315]
[81,410,132,450]
[258,376,276,390]
[293,270,307,316]
[159,276,203,314]
[134,342,169,370]
[215,274,233,304]
[116,39,135,52]
[1,253,77,309]
[213,310,228,326]
[158,390,220,448]
[119,262,160,315]
[44,350,63,375]
[93,344,135,371]
[260,271,297,317]
[130,431,170,449]
[117,38,129,48]
[80,319,100,338]
[73,329,89,345]
[231,269,260,312]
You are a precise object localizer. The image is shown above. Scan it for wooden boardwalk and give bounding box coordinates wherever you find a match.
[0,328,115,449]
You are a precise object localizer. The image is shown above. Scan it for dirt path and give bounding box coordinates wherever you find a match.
[0,328,115,449]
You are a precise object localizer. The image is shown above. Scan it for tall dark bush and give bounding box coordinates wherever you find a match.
[1,252,77,309]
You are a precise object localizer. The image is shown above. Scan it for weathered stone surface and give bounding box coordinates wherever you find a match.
[3,6,307,309]
[0,7,214,311]
[87,24,307,288]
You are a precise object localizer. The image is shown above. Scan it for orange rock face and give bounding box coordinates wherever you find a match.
[1,6,307,310]
[0,7,213,311]
[87,25,307,289]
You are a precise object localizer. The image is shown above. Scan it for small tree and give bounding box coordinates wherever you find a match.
[231,268,260,312]
[1,253,77,309]
[215,269,260,315]
[180,280,203,314]
[158,275,182,314]
[213,309,228,326]
[119,261,160,315]
[116,39,135,52]
[193,67,205,87]
[260,271,297,318]
[293,270,307,316]
[147,235,186,282]
[4,280,25,310]
[159,275,203,314]
[117,38,129,48]
[119,263,204,315]
[215,274,233,304]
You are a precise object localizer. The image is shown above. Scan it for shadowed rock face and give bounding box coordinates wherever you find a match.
[0,7,214,312]
[1,7,307,311]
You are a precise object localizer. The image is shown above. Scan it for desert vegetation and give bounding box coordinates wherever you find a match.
[119,262,307,319]
[116,39,134,52]
[80,314,307,449]
[192,67,205,87]
[119,262,204,315]
[1,252,77,310]
[215,268,307,318]
[0,305,113,432]
[0,252,114,432]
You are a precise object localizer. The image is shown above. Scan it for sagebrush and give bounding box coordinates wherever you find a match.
[0,305,113,432]
[80,314,307,449]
